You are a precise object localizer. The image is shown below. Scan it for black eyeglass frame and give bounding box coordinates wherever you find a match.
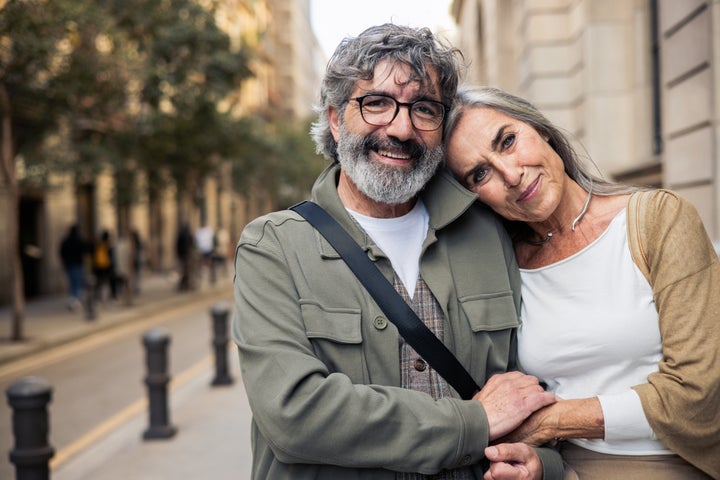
[352,94,447,131]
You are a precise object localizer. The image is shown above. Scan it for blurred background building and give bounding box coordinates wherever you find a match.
[2,0,718,307]
[452,0,719,244]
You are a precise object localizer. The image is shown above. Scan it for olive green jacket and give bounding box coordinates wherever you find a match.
[232,163,563,479]
[628,190,720,479]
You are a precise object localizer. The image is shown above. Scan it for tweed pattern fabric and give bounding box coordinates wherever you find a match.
[395,274,476,480]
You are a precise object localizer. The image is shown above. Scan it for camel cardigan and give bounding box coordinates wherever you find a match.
[627,190,720,479]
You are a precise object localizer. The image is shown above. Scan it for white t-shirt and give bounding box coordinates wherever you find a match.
[518,209,672,455]
[347,200,429,298]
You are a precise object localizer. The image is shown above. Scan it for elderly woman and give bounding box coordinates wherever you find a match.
[443,85,720,479]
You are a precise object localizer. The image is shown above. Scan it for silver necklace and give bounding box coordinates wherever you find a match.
[528,185,593,246]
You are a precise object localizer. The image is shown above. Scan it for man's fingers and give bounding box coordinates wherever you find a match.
[476,372,547,400]
[484,443,542,480]
[528,391,557,410]
[485,443,532,463]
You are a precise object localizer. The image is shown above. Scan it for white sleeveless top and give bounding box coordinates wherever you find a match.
[518,210,672,455]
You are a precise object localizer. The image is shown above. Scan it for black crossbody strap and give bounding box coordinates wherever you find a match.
[291,200,480,400]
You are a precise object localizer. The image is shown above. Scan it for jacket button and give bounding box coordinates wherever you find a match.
[373,316,388,330]
[414,358,427,371]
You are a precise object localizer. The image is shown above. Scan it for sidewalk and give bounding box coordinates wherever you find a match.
[0,269,232,365]
[1,268,254,480]
[52,347,253,480]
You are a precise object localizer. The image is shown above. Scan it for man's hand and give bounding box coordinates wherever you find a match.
[483,443,542,480]
[473,372,556,441]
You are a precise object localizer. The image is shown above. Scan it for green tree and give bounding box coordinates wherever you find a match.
[232,117,328,212]
[103,0,254,219]
[1,0,130,339]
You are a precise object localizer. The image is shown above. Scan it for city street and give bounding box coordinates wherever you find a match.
[1,280,253,480]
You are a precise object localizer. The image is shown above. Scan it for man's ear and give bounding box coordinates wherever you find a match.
[329,107,341,142]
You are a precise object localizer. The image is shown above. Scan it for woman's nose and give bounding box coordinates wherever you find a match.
[496,159,523,188]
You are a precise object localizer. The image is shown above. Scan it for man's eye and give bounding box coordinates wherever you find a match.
[364,96,392,109]
[413,102,442,117]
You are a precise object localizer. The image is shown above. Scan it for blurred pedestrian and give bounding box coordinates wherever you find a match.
[213,226,230,276]
[59,223,89,310]
[92,229,117,301]
[114,232,132,301]
[176,222,193,291]
[195,223,215,284]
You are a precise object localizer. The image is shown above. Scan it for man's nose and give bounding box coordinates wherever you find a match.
[384,105,415,141]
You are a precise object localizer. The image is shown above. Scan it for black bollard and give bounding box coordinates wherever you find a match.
[6,376,55,480]
[210,302,234,386]
[141,327,177,440]
[84,275,96,321]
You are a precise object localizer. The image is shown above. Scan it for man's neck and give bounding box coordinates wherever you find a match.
[337,170,416,218]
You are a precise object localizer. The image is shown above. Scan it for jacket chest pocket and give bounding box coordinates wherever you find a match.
[459,292,519,377]
[460,292,519,331]
[301,301,368,383]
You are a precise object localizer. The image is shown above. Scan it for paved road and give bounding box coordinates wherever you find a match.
[1,274,254,480]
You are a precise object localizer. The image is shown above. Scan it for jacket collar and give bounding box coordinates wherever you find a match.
[309,163,478,258]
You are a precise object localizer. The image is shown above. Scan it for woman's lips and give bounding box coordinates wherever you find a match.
[517,176,540,202]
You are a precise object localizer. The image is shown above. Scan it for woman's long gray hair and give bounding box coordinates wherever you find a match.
[444,85,640,241]
[311,23,464,161]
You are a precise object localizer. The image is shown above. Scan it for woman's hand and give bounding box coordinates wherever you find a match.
[497,404,558,446]
[499,397,605,446]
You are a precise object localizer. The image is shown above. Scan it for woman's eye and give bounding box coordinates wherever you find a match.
[501,133,515,150]
[471,168,488,185]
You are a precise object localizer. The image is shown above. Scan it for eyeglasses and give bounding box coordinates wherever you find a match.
[353,94,446,131]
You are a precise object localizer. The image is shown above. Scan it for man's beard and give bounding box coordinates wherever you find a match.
[335,124,444,205]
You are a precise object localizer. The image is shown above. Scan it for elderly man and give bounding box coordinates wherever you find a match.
[232,24,563,480]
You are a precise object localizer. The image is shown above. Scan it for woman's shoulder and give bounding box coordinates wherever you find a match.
[629,188,700,227]
[596,193,631,220]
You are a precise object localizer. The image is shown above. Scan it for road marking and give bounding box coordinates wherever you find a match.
[50,355,214,470]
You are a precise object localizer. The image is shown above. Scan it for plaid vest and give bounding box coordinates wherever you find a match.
[394,274,476,480]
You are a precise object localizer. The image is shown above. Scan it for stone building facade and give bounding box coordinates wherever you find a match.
[451,0,719,243]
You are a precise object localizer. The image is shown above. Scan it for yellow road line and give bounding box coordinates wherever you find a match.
[0,293,228,381]
[50,355,214,471]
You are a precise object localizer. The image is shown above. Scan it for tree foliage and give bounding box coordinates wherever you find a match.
[2,0,258,193]
[231,117,329,209]
[1,0,328,210]
[101,0,255,194]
